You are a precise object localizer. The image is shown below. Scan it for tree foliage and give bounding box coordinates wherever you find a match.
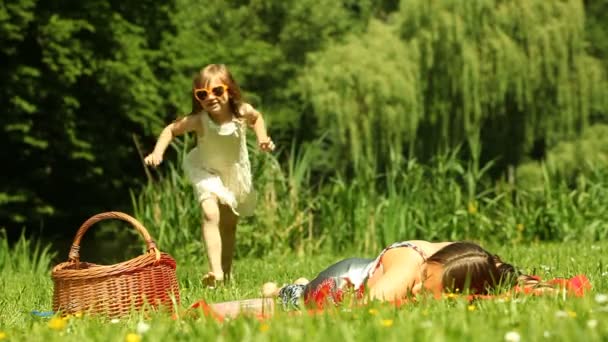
[299,0,607,173]
[0,0,386,234]
[0,0,173,230]
[0,0,607,238]
[300,21,421,172]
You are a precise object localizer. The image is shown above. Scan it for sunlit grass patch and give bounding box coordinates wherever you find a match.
[1,236,607,341]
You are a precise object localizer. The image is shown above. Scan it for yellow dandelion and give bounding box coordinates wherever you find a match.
[381,319,394,327]
[467,202,477,214]
[125,333,142,342]
[259,324,270,333]
[467,305,476,311]
[516,224,524,232]
[368,309,379,315]
[0,331,7,340]
[567,311,577,318]
[48,317,67,331]
[445,293,458,299]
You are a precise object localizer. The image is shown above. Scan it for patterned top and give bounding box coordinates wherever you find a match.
[278,241,428,309]
[366,241,428,279]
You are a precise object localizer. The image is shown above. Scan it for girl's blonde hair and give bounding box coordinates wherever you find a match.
[191,64,243,117]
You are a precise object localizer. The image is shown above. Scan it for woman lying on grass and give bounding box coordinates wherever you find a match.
[191,240,588,319]
[192,241,518,319]
[273,240,518,308]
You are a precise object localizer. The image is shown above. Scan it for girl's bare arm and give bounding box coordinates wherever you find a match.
[145,114,202,166]
[241,103,274,151]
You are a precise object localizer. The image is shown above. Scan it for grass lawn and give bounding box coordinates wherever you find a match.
[1,241,608,341]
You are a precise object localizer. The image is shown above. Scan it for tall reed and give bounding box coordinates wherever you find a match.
[0,230,55,274]
[132,138,608,259]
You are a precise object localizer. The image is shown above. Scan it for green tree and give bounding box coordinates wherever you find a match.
[584,0,608,122]
[0,0,173,233]
[299,20,420,173]
[1,0,393,236]
[584,0,608,68]
[298,0,608,175]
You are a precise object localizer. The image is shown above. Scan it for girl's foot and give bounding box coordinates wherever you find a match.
[203,272,224,288]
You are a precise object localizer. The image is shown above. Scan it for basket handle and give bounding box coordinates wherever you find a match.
[68,211,160,263]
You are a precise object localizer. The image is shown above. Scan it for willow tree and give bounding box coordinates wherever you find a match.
[299,0,607,175]
[299,20,421,174]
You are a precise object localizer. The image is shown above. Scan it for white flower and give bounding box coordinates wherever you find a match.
[137,321,150,334]
[555,310,568,318]
[594,293,608,304]
[504,331,521,342]
[110,318,120,324]
[587,319,598,329]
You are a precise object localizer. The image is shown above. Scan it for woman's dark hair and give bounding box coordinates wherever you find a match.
[426,242,507,295]
[492,254,521,287]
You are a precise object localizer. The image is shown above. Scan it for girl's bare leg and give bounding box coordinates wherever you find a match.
[201,197,223,285]
[219,204,238,281]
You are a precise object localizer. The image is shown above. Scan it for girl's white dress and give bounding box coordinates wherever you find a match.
[183,112,256,216]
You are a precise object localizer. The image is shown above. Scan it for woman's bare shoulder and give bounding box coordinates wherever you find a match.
[403,240,454,255]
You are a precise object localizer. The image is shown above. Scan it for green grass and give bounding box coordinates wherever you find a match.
[1,237,608,341]
[5,145,608,341]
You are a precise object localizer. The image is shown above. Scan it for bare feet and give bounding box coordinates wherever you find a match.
[203,272,224,288]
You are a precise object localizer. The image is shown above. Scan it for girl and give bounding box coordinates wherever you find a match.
[144,64,274,286]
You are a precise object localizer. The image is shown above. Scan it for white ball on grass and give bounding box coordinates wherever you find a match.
[262,282,279,297]
[294,277,309,285]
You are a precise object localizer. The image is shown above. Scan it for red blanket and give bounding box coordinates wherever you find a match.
[508,274,590,297]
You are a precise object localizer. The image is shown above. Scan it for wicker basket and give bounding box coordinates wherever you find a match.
[51,211,180,317]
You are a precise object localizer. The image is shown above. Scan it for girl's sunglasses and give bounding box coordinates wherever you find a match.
[194,85,228,102]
